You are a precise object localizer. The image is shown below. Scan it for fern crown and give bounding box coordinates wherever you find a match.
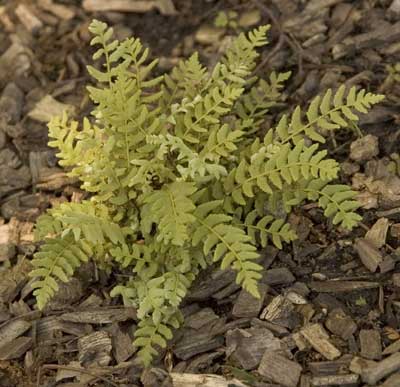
[30,19,384,366]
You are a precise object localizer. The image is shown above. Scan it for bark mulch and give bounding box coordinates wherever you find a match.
[1,0,400,386]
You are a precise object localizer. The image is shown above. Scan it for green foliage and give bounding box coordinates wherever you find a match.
[30,19,384,366]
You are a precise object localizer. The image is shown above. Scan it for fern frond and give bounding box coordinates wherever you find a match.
[192,201,262,297]
[147,134,227,180]
[224,25,270,72]
[224,140,339,205]
[242,210,297,249]
[235,71,291,132]
[48,201,126,245]
[274,85,385,144]
[200,123,244,162]
[29,237,91,310]
[141,182,197,246]
[162,53,207,108]
[173,84,244,144]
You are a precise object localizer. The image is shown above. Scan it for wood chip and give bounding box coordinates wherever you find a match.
[262,267,295,285]
[260,295,300,329]
[232,284,268,318]
[308,355,353,376]
[78,331,112,367]
[60,308,136,324]
[0,320,31,348]
[301,324,341,360]
[170,373,247,387]
[360,329,382,360]
[110,324,135,364]
[82,0,177,15]
[0,336,32,360]
[0,82,24,124]
[258,351,302,387]
[226,328,281,370]
[332,21,400,59]
[37,0,75,20]
[310,280,379,292]
[380,372,400,387]
[311,374,359,386]
[354,238,383,272]
[365,218,389,248]
[383,339,400,355]
[325,308,357,340]
[0,40,31,90]
[15,4,43,34]
[362,352,400,385]
[28,95,75,123]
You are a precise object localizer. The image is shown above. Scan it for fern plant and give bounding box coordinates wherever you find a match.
[29,20,384,366]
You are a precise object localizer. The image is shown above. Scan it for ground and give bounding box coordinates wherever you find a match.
[1,0,400,386]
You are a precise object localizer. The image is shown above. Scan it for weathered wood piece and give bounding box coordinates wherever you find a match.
[60,308,136,324]
[301,324,341,360]
[0,320,31,348]
[15,4,43,34]
[354,238,383,272]
[308,355,353,375]
[258,351,302,387]
[0,82,24,124]
[311,374,359,386]
[383,339,400,355]
[78,331,112,367]
[260,295,300,329]
[110,324,135,364]
[37,0,75,20]
[0,336,32,360]
[174,333,224,360]
[262,268,295,285]
[28,95,75,123]
[362,352,400,385]
[332,21,400,59]
[380,372,400,387]
[310,280,379,292]
[325,308,357,340]
[365,218,389,249]
[82,0,177,15]
[170,373,247,387]
[226,328,281,370]
[360,329,382,360]
[232,284,268,318]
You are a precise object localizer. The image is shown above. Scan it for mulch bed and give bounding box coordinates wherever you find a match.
[1,0,400,386]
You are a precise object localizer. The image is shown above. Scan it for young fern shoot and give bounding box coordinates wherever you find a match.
[30,20,384,366]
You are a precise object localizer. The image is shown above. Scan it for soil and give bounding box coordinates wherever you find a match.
[1,0,400,386]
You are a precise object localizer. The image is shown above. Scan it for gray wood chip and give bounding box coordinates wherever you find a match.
[226,328,281,370]
[78,331,112,367]
[232,284,268,318]
[0,336,32,360]
[360,329,382,360]
[258,350,302,387]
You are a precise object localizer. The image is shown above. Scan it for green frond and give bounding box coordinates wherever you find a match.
[162,52,207,108]
[224,25,270,72]
[29,237,91,310]
[192,202,262,298]
[141,182,197,246]
[225,140,339,205]
[242,210,297,249]
[235,71,291,132]
[274,85,385,144]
